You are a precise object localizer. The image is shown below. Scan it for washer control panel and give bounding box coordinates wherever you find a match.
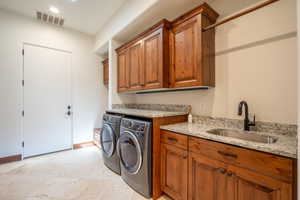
[121,118,146,133]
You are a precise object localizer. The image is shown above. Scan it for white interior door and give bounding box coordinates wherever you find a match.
[23,44,72,158]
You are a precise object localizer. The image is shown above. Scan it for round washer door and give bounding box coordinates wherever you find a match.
[117,131,143,174]
[100,124,116,157]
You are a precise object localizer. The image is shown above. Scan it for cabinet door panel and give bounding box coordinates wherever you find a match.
[128,42,144,90]
[229,165,292,200]
[189,152,230,200]
[103,59,109,85]
[118,51,128,92]
[170,17,201,88]
[144,31,163,89]
[161,143,188,200]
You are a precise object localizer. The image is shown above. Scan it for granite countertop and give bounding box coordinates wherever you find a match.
[106,108,188,118]
[161,122,297,158]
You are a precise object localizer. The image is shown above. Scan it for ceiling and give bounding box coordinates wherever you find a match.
[114,0,263,42]
[0,0,127,35]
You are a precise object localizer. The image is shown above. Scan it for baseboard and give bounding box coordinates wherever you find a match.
[73,141,95,149]
[0,154,22,165]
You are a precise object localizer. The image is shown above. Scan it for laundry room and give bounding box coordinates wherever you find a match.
[0,0,299,200]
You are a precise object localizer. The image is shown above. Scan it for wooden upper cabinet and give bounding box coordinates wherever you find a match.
[128,41,144,91]
[116,20,170,93]
[170,17,199,88]
[170,3,219,88]
[102,58,109,86]
[116,3,219,92]
[117,50,129,92]
[143,27,169,89]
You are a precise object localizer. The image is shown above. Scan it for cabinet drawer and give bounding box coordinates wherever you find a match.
[161,130,188,150]
[189,136,294,183]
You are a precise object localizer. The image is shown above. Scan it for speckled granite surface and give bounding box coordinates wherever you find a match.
[161,122,297,158]
[107,104,190,118]
[112,104,191,113]
[106,108,188,118]
[192,115,297,137]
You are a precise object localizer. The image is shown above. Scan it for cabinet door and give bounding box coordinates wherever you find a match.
[128,42,144,90]
[143,29,164,89]
[103,59,109,85]
[170,16,201,88]
[161,143,188,200]
[188,152,233,200]
[229,165,292,200]
[118,50,129,92]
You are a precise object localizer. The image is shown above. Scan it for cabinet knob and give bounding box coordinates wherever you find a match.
[227,171,234,177]
[218,168,227,174]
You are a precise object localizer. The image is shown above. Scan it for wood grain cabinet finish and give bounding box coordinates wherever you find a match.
[159,130,295,200]
[143,28,169,89]
[116,20,170,92]
[189,152,233,200]
[169,4,219,88]
[102,59,109,85]
[117,49,129,92]
[116,3,219,93]
[229,165,293,200]
[161,143,188,200]
[128,41,144,91]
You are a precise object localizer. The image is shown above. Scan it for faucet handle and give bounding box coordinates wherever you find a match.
[250,115,256,126]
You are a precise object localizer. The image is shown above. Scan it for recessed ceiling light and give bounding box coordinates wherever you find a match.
[49,6,60,14]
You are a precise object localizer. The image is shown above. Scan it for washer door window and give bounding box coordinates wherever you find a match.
[117,131,142,174]
[100,124,116,157]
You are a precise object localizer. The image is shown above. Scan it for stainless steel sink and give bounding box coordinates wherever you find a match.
[206,129,278,144]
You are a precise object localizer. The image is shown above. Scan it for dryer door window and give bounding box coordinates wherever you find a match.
[117,131,142,174]
[100,124,116,157]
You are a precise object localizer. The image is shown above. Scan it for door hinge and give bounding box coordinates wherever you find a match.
[22,141,24,148]
[22,110,24,117]
[22,80,24,86]
[22,49,24,56]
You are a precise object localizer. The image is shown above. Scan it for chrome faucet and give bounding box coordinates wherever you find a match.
[238,101,255,131]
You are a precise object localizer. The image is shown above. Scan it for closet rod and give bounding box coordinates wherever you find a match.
[203,0,279,31]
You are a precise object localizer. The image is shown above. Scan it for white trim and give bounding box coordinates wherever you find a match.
[23,42,72,54]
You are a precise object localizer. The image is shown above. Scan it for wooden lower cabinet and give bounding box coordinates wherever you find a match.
[161,143,188,200]
[188,152,292,200]
[230,165,292,200]
[188,152,233,200]
[160,132,294,200]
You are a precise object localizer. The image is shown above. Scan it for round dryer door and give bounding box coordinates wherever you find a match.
[117,131,142,174]
[100,124,116,157]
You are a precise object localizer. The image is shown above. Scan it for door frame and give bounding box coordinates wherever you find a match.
[21,42,74,159]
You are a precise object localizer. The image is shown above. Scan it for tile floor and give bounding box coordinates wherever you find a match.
[0,147,170,200]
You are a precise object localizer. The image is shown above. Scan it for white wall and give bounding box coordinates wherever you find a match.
[134,0,297,124]
[94,0,158,51]
[0,9,107,158]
